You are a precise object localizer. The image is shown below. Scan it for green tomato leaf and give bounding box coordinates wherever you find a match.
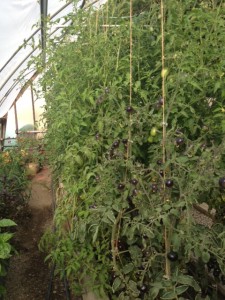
[171,233,181,252]
[0,233,13,242]
[0,219,17,227]
[105,210,116,224]
[92,225,99,244]
[201,251,210,263]
[176,275,200,292]
[112,276,122,293]
[176,285,189,295]
[123,263,134,274]
[161,290,177,299]
[149,286,160,299]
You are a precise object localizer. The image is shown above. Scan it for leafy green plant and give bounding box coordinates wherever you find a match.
[0,218,17,297]
[38,0,225,299]
[16,135,45,168]
[0,148,30,217]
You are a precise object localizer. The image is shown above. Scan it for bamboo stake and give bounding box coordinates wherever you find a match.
[161,0,171,280]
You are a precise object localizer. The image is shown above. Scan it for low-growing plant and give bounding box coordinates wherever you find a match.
[16,135,46,168]
[0,218,17,297]
[0,148,30,216]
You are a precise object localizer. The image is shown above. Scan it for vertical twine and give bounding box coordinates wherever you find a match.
[161,0,171,279]
[161,2,166,165]
[104,0,109,84]
[104,0,109,37]
[111,3,133,279]
[127,0,133,159]
[129,0,133,107]
[95,7,99,34]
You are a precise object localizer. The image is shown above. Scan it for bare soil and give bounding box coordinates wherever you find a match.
[4,167,68,300]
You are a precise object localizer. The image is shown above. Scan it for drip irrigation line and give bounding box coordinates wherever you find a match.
[45,263,71,300]
[63,270,71,300]
[45,263,56,300]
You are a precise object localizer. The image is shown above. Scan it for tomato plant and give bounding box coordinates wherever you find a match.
[38,0,225,299]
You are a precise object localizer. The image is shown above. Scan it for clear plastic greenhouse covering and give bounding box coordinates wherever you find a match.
[0,0,106,119]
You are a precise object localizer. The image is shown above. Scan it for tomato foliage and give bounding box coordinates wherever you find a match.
[39,0,225,299]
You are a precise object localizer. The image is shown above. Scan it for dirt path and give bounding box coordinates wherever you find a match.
[5,167,67,300]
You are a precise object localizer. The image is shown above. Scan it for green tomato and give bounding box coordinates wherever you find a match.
[147,136,153,143]
[150,127,157,137]
[161,68,169,78]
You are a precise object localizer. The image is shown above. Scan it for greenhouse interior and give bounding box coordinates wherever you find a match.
[0,0,225,299]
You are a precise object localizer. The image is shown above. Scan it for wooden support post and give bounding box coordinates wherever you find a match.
[3,116,7,140]
[31,84,36,127]
[14,103,19,135]
[0,120,3,140]
[0,116,7,151]
[40,0,48,65]
[0,120,3,151]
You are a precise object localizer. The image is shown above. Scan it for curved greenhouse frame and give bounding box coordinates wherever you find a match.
[0,1,225,299]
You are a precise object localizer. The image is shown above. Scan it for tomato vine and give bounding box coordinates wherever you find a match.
[38,1,225,299]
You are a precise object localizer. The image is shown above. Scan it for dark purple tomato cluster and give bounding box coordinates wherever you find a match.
[117,239,127,251]
[108,138,130,160]
[138,283,148,298]
[167,250,178,262]
[126,196,138,218]
[118,178,138,190]
[126,106,134,114]
[159,169,164,177]
[122,139,128,146]
[176,137,185,146]
[219,177,225,189]
[157,159,162,165]
[108,139,120,159]
[150,179,174,193]
[109,270,117,285]
[151,183,158,193]
[132,188,138,196]
[118,183,125,190]
[130,178,138,185]
[207,256,223,279]
[112,140,120,149]
[95,132,101,140]
[155,97,164,109]
[165,179,173,188]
